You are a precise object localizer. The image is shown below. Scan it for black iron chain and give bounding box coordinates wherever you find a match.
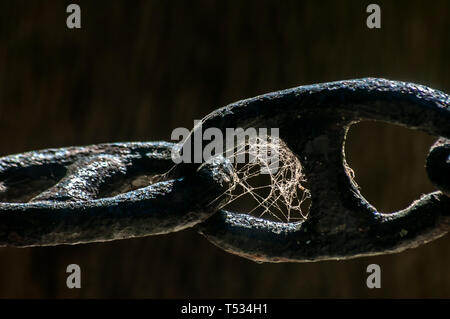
[0,78,448,262]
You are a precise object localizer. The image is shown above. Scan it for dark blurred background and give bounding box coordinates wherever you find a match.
[0,0,449,298]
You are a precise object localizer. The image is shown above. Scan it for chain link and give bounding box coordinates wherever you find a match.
[0,78,448,262]
[0,142,234,246]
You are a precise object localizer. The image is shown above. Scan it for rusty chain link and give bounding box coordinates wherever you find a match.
[0,142,234,246]
[0,78,448,262]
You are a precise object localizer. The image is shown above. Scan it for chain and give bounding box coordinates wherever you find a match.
[0,78,448,263]
[0,142,233,246]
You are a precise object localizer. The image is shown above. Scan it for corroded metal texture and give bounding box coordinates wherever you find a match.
[0,142,233,246]
[0,78,448,263]
[193,78,450,262]
[427,137,450,196]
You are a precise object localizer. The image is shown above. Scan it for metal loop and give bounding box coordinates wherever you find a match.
[426,137,450,196]
[0,142,234,247]
[0,78,448,263]
[193,78,450,262]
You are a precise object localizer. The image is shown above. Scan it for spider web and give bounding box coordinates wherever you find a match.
[210,135,311,222]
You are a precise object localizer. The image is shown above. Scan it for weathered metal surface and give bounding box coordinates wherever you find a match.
[0,142,234,247]
[0,78,448,263]
[194,78,450,262]
[426,137,450,196]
